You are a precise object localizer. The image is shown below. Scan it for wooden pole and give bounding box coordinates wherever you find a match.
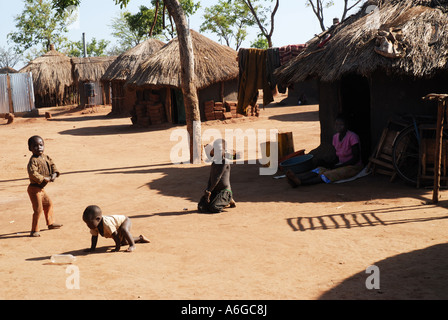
[6,74,14,113]
[433,99,445,203]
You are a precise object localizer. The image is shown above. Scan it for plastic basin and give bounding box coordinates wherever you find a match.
[280,154,314,174]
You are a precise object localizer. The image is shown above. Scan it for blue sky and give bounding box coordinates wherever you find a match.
[0,0,364,69]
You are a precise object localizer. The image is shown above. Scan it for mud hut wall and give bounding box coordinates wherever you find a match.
[288,79,319,105]
[110,80,136,115]
[318,80,341,146]
[78,80,105,107]
[369,71,448,147]
[197,79,238,121]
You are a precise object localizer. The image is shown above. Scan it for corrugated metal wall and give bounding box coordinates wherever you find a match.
[0,75,9,114]
[0,72,35,114]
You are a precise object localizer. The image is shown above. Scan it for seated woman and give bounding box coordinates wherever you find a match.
[286,115,363,187]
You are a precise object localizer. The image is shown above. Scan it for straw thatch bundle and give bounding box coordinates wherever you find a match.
[19,46,74,104]
[71,56,117,84]
[126,30,238,90]
[0,67,17,74]
[102,39,165,82]
[275,0,448,84]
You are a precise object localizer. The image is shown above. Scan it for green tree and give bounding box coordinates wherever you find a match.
[200,0,254,50]
[9,0,71,55]
[124,5,165,39]
[64,38,110,57]
[250,34,268,49]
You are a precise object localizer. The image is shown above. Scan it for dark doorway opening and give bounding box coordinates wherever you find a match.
[340,74,372,165]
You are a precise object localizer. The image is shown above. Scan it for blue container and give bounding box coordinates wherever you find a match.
[280,154,314,174]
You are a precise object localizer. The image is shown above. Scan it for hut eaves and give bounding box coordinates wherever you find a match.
[275,0,448,85]
[101,39,165,82]
[126,30,239,90]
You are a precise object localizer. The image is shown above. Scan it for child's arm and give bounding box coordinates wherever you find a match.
[47,156,60,182]
[85,235,98,252]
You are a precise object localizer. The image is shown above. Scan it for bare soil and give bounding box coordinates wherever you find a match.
[1,94,448,300]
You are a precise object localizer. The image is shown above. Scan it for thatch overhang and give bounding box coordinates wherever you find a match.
[19,47,74,100]
[71,56,117,84]
[101,39,165,82]
[126,30,239,90]
[275,0,448,85]
[0,67,18,74]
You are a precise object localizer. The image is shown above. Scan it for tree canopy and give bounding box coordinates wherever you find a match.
[8,0,71,55]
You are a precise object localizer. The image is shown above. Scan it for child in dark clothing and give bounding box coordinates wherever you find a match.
[27,135,63,237]
[198,139,236,213]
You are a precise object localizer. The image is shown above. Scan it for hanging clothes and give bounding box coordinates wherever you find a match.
[237,48,274,115]
[266,47,280,91]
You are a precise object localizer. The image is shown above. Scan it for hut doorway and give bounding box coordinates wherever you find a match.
[340,74,371,164]
[172,89,186,124]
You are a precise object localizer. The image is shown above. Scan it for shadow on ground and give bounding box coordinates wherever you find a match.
[95,162,440,206]
[319,243,448,299]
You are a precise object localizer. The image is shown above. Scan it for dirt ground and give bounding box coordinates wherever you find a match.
[1,93,448,301]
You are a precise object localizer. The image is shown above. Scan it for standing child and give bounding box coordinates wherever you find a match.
[27,135,63,237]
[82,205,150,253]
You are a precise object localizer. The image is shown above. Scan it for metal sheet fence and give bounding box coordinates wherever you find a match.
[0,72,35,114]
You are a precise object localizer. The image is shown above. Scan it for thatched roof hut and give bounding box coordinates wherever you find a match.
[19,45,75,107]
[71,56,117,107]
[0,67,17,74]
[101,39,165,115]
[274,0,448,163]
[71,56,117,84]
[275,0,448,84]
[126,30,239,90]
[102,39,165,82]
[126,30,239,125]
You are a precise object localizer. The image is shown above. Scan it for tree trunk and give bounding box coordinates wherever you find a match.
[164,0,202,164]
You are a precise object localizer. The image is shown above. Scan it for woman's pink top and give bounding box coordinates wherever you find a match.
[332,130,362,166]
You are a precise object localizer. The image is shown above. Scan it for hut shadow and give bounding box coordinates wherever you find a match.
[268,110,319,122]
[318,243,448,299]
[48,114,112,122]
[97,162,440,205]
[58,123,176,136]
[286,204,448,232]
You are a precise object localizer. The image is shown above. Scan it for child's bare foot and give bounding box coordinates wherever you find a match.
[30,231,40,237]
[48,223,63,229]
[126,245,136,252]
[286,170,301,188]
[138,235,150,243]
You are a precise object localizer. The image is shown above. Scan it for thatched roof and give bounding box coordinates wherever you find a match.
[0,67,17,74]
[71,56,117,84]
[19,46,73,99]
[126,30,239,90]
[275,0,448,84]
[101,39,165,82]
